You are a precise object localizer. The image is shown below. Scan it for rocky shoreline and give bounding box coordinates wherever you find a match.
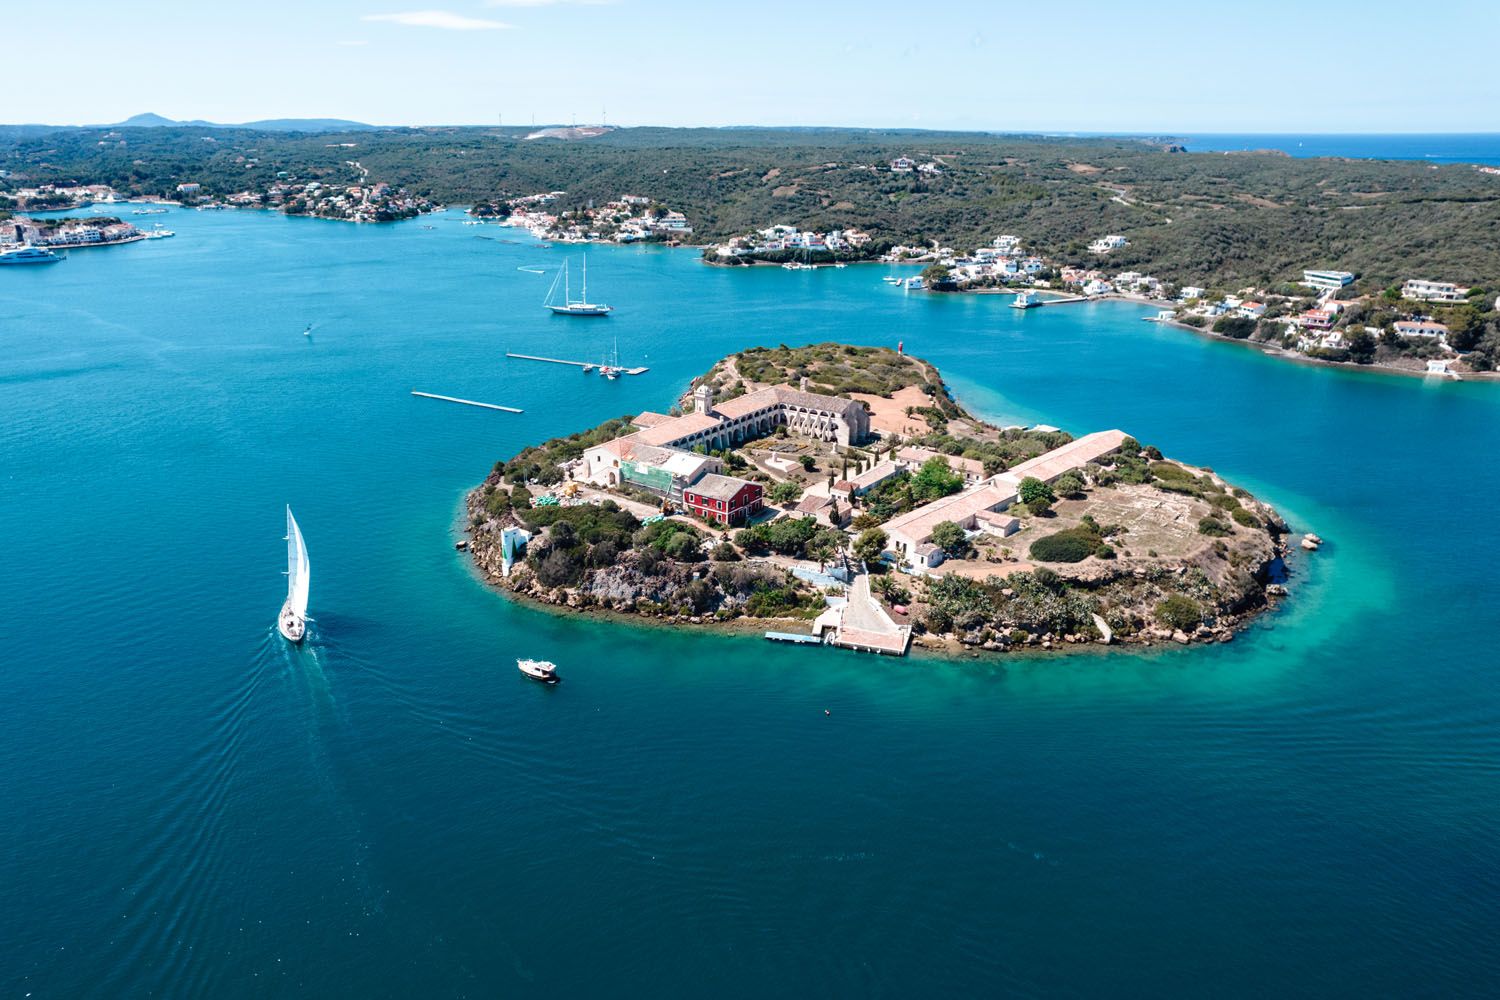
[462,473,1294,657]
[461,345,1301,659]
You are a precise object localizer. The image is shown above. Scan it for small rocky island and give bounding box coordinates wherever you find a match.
[465,344,1292,656]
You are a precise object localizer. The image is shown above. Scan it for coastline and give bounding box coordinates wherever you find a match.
[1145,312,1500,382]
[460,349,1294,660]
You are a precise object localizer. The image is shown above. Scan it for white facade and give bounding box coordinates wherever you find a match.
[1402,279,1469,302]
[1302,269,1355,290]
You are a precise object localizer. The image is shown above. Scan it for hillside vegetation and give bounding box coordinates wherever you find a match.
[7,124,1500,286]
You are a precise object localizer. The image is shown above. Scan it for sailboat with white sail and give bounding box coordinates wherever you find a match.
[278,506,311,644]
[544,254,612,316]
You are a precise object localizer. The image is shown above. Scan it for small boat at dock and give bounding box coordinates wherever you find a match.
[518,658,559,683]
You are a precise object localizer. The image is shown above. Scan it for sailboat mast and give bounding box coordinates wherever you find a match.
[582,254,588,304]
[564,260,570,305]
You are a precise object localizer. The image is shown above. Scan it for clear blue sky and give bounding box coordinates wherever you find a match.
[11,0,1499,132]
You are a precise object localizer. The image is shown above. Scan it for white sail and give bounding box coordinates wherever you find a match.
[544,263,565,307]
[285,506,310,618]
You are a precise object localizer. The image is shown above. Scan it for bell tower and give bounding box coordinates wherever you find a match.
[693,382,716,415]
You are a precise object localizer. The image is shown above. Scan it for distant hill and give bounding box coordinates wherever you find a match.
[104,113,380,132]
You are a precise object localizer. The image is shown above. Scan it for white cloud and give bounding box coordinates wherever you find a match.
[362,10,512,30]
[482,0,613,6]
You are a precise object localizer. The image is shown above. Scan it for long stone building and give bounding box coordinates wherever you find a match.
[583,379,870,488]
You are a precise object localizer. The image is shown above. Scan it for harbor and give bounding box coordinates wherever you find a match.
[505,353,649,376]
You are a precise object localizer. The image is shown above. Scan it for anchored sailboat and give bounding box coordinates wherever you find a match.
[278,506,311,644]
[544,254,612,316]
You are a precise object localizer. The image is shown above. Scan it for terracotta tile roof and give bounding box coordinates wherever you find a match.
[881,483,1018,544]
[995,430,1127,486]
[632,411,723,446]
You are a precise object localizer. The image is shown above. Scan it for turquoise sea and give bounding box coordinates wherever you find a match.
[3,207,1499,996]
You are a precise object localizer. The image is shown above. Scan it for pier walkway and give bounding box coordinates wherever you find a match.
[832,574,911,656]
[411,391,523,413]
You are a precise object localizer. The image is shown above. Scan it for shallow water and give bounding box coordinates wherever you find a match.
[3,207,1498,996]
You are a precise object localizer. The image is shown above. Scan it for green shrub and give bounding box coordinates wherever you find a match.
[1029,529,1098,563]
[664,532,702,561]
[1198,517,1231,537]
[1054,470,1086,497]
[768,480,804,504]
[1231,507,1260,528]
[1019,476,1055,506]
[1155,594,1203,631]
[853,527,888,563]
[1150,461,1193,481]
[1213,316,1258,339]
[484,489,513,517]
[924,607,954,634]
[1095,544,1116,560]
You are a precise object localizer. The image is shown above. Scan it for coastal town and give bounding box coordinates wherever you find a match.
[697,210,1497,376]
[469,191,694,243]
[467,345,1291,658]
[4,159,1496,375]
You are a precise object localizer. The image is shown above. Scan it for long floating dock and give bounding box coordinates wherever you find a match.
[765,631,825,646]
[506,353,649,376]
[411,391,523,413]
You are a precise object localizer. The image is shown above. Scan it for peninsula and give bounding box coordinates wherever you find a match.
[465,345,1292,656]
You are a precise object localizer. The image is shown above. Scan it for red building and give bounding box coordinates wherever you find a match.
[683,474,764,526]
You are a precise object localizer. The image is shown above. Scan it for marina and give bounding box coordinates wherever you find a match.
[505,352,649,376]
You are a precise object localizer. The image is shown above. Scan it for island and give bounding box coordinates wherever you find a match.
[464,344,1293,656]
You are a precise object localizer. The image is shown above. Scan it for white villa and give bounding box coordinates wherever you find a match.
[1302,269,1356,291]
[1402,279,1470,303]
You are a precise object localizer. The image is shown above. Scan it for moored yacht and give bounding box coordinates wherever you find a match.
[0,244,63,265]
[544,254,612,316]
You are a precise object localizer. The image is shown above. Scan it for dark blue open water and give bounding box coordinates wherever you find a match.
[3,207,1499,996]
[1172,133,1500,164]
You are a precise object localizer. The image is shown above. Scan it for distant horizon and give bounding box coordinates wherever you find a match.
[9,113,1500,138]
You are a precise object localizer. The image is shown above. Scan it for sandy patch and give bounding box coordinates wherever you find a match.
[851,384,936,437]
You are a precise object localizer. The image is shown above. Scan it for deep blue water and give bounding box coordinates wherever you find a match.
[3,207,1500,997]
[1172,133,1500,164]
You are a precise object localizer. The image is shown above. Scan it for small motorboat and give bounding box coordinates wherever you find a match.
[518,658,559,684]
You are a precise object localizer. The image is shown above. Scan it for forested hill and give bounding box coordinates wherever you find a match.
[5,123,1499,288]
